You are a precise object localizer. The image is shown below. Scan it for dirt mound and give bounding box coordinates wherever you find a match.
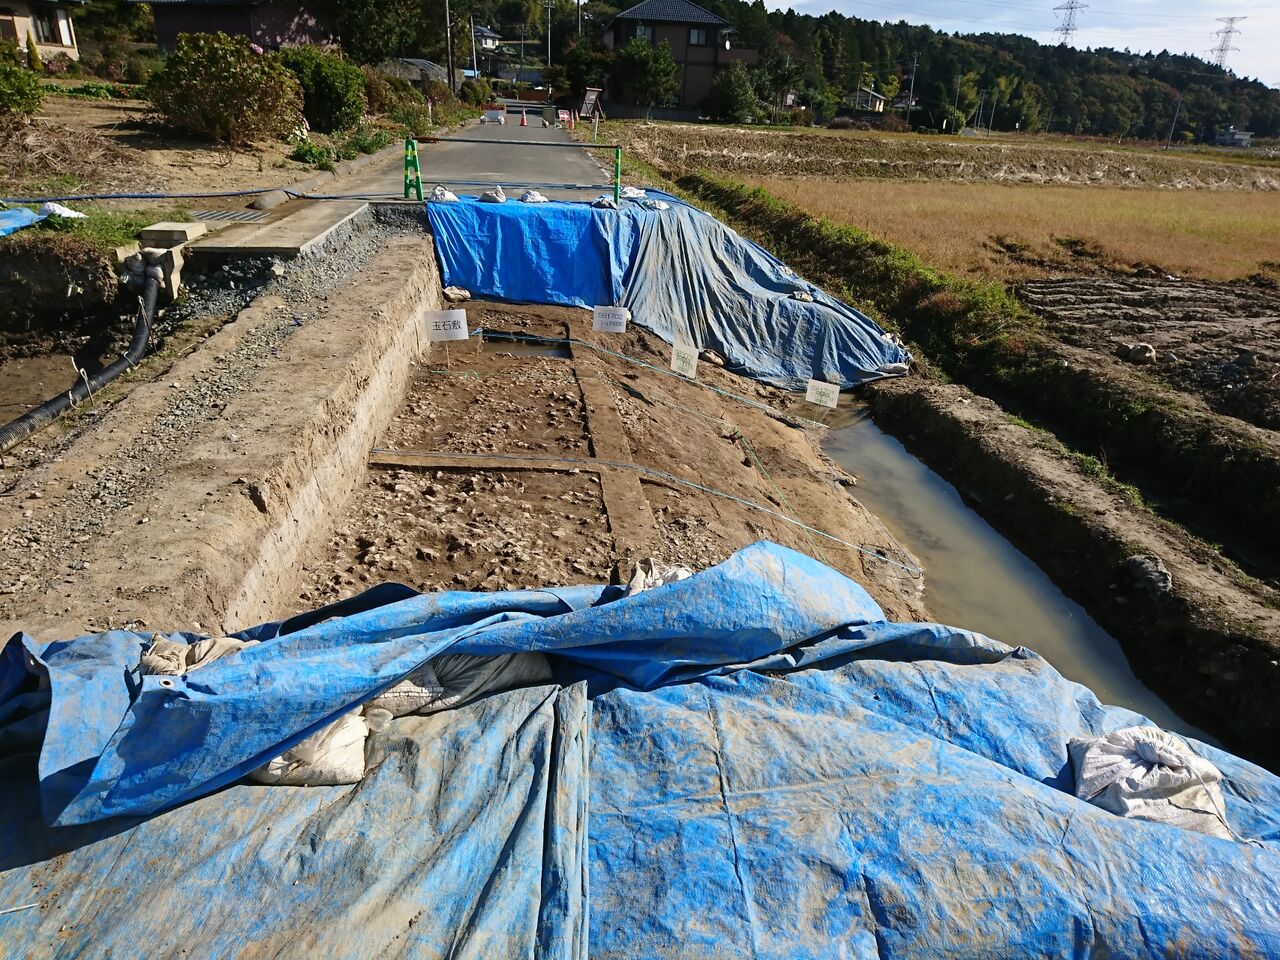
[618,123,1280,190]
[1020,276,1280,430]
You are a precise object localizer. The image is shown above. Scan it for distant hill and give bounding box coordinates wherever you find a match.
[701,0,1280,140]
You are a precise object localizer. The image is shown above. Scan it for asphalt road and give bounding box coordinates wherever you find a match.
[341,116,616,201]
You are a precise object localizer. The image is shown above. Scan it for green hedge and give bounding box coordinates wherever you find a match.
[279,46,366,133]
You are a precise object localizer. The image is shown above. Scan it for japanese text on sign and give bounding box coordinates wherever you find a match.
[592,306,630,333]
[426,309,469,342]
[670,345,699,379]
[805,379,840,409]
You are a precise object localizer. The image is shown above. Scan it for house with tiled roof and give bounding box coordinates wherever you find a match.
[604,0,756,110]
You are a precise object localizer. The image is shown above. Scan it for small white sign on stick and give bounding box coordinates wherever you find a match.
[670,344,699,379]
[593,306,630,334]
[426,309,469,342]
[805,378,840,409]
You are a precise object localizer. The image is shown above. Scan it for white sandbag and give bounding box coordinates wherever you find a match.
[519,189,549,203]
[365,662,445,717]
[442,285,471,303]
[624,559,694,596]
[790,290,815,302]
[637,199,670,211]
[430,185,460,202]
[1069,726,1234,840]
[38,201,87,220]
[478,185,507,203]
[878,362,910,375]
[620,186,647,199]
[141,634,257,676]
[591,195,618,209]
[250,710,369,787]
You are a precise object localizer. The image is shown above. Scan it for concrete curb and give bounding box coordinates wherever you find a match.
[251,141,405,209]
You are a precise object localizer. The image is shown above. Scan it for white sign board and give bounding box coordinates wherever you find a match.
[592,306,630,333]
[670,345,699,379]
[426,309,469,342]
[805,378,840,409]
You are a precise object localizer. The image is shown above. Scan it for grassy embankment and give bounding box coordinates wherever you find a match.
[743,177,1280,282]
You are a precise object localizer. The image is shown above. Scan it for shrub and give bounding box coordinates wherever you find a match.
[149,32,302,147]
[289,138,331,167]
[44,52,75,75]
[827,116,853,130]
[360,65,394,113]
[388,101,432,135]
[457,77,492,106]
[0,39,21,66]
[344,122,392,154]
[0,59,43,116]
[278,45,366,133]
[124,54,162,85]
[26,31,43,72]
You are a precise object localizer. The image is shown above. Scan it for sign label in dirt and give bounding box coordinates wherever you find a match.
[592,306,630,333]
[805,379,840,409]
[670,345,699,379]
[426,309,469,342]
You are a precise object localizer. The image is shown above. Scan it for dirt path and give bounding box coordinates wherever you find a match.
[297,302,927,622]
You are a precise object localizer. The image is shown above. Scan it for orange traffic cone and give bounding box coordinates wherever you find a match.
[520,108,527,127]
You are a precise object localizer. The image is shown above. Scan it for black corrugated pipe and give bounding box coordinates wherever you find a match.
[0,276,159,455]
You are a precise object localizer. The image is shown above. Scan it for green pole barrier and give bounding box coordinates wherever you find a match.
[613,147,622,207]
[404,137,423,201]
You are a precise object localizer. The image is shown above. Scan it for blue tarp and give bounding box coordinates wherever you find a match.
[0,208,42,237]
[2,542,1279,957]
[426,193,911,390]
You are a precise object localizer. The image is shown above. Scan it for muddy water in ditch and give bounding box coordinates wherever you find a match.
[825,403,1207,740]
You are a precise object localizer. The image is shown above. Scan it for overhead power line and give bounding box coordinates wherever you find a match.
[1053,0,1087,46]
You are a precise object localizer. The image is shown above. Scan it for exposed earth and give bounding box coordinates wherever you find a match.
[1019,276,1280,430]
[298,301,927,622]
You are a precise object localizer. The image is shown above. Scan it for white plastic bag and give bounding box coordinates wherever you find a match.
[620,186,647,199]
[1069,726,1234,840]
[250,710,369,787]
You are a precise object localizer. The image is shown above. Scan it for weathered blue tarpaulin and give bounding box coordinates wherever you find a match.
[2,542,1279,958]
[425,194,910,390]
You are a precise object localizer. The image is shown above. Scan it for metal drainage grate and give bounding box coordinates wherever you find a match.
[192,209,269,223]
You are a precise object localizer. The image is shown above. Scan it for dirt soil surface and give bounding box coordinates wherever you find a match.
[611,122,1280,190]
[1020,276,1280,431]
[297,302,927,622]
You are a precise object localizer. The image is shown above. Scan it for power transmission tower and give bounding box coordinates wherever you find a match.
[1053,0,1087,46]
[1210,16,1245,70]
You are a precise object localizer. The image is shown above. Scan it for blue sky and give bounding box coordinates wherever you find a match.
[782,0,1280,88]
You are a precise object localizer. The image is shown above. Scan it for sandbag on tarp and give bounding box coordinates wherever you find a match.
[425,192,910,390]
[2,542,1279,959]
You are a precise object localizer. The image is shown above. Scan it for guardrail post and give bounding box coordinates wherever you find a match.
[613,147,622,206]
[404,137,423,201]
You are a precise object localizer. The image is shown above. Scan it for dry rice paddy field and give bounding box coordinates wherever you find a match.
[739,177,1280,282]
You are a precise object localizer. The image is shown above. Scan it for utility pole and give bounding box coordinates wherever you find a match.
[975,89,986,135]
[1210,16,1245,70]
[952,75,960,131]
[1164,89,1184,150]
[444,0,455,91]
[545,0,554,66]
[470,14,479,79]
[905,53,917,130]
[1053,0,1087,46]
[519,23,526,79]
